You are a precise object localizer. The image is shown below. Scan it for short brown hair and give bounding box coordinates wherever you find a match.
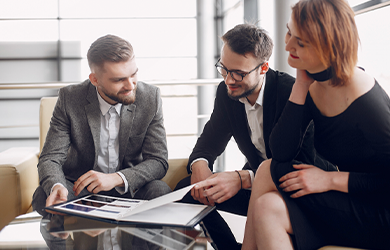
[292,0,359,86]
[222,23,273,63]
[87,34,134,70]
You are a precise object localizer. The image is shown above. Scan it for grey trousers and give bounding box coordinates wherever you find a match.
[32,179,171,215]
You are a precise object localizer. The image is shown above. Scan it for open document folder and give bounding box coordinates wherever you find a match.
[45,184,215,228]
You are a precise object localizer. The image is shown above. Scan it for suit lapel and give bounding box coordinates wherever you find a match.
[85,84,101,166]
[233,99,258,152]
[233,101,251,142]
[263,70,277,157]
[118,104,136,167]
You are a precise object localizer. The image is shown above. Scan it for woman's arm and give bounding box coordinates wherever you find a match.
[270,70,314,161]
[288,69,314,104]
[347,82,390,195]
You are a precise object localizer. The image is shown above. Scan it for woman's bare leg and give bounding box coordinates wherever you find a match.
[253,191,294,249]
[242,159,294,249]
[242,159,278,249]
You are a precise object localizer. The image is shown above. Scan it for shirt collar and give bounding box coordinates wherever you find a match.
[96,87,122,116]
[239,74,267,107]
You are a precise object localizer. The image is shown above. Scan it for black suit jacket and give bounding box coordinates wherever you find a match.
[187,68,316,174]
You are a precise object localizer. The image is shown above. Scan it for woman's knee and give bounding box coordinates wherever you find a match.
[254,191,284,216]
[253,191,292,233]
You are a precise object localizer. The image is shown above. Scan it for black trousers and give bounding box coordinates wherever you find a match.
[175,176,251,250]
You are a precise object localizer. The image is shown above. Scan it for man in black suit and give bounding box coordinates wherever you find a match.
[175,24,322,249]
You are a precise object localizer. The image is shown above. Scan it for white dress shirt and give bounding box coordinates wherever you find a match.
[238,75,267,185]
[96,90,126,250]
[191,76,267,187]
[96,89,128,194]
[239,75,267,161]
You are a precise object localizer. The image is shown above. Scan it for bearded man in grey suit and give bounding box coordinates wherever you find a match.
[32,34,171,212]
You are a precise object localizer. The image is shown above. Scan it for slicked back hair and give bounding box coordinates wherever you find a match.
[87,34,134,71]
[222,23,273,63]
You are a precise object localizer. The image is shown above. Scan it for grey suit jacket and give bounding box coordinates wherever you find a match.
[37,80,168,198]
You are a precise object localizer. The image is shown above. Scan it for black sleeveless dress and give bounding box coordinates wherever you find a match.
[269,81,390,250]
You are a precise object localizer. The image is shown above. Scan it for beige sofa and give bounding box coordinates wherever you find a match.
[0,147,39,230]
[37,97,189,191]
[0,97,365,250]
[0,97,189,230]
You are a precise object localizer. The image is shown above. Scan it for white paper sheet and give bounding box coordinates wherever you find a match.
[120,202,206,225]
[117,184,195,219]
[47,183,213,227]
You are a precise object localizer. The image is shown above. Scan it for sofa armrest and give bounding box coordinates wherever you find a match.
[162,158,189,190]
[0,147,39,230]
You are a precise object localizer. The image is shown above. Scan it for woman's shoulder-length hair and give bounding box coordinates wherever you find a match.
[292,0,359,86]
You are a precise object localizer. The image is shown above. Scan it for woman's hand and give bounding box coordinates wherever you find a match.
[289,69,315,105]
[295,69,315,87]
[278,164,332,198]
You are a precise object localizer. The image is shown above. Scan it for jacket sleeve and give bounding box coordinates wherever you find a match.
[37,88,71,196]
[187,83,233,173]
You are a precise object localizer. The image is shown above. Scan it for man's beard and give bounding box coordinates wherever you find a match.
[106,88,136,105]
[227,84,257,101]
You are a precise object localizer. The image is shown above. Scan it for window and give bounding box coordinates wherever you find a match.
[355,4,390,92]
[0,0,197,82]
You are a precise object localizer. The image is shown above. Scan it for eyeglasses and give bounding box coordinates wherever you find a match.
[215,58,264,82]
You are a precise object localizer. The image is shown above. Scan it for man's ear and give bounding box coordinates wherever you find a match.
[89,73,98,87]
[260,62,270,75]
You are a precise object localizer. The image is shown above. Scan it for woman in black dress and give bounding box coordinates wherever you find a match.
[242,0,390,249]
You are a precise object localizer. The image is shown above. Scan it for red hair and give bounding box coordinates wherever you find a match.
[292,0,359,86]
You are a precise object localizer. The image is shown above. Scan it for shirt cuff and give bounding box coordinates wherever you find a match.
[51,183,66,194]
[246,170,254,190]
[190,158,209,172]
[115,172,128,194]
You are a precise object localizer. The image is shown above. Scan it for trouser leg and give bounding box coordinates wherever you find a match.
[175,176,249,250]
[133,179,172,200]
[32,179,90,215]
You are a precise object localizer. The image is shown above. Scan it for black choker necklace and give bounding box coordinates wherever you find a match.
[306,68,333,81]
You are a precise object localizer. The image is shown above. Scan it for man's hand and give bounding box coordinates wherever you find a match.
[46,184,68,207]
[194,171,242,205]
[190,161,213,205]
[73,170,124,196]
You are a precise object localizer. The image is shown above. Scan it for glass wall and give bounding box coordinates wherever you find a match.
[0,0,197,83]
[219,0,246,171]
[3,0,388,168]
[354,4,390,92]
[0,0,199,157]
